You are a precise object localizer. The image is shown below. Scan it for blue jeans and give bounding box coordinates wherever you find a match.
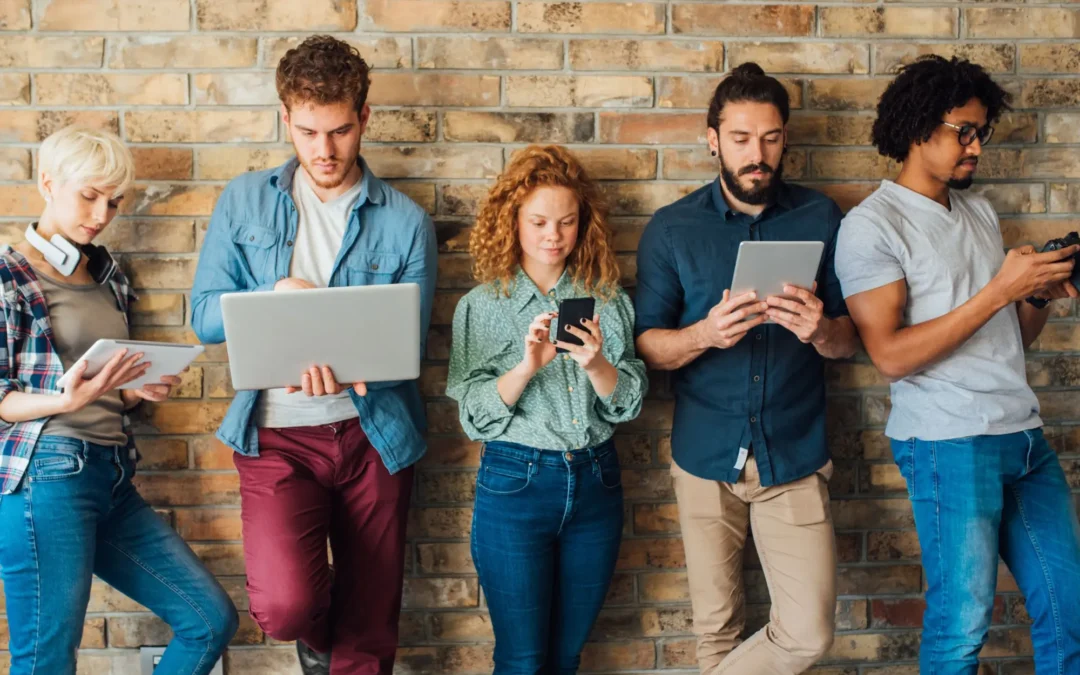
[471,440,624,674]
[892,428,1080,675]
[0,436,239,675]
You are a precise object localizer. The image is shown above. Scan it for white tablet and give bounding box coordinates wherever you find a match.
[56,339,205,390]
[730,241,825,320]
[220,283,421,391]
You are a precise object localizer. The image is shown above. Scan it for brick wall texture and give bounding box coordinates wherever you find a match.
[1,0,1079,673]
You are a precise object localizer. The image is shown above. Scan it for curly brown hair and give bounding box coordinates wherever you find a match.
[470,145,620,300]
[276,35,371,113]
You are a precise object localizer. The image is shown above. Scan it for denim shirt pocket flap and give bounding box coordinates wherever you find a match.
[347,251,404,281]
[231,223,277,250]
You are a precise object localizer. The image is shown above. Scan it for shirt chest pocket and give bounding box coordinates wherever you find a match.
[345,251,404,286]
[231,223,277,283]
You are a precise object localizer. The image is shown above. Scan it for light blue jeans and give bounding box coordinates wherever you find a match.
[0,436,238,675]
[892,428,1080,674]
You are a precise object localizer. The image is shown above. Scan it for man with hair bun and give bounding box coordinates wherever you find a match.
[191,35,437,675]
[634,63,858,674]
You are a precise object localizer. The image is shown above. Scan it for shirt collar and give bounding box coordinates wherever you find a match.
[510,267,577,314]
[269,154,385,208]
[710,176,793,222]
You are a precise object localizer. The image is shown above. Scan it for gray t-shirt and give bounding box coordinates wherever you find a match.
[835,180,1041,441]
[37,272,130,447]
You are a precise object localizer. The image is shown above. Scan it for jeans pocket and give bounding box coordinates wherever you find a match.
[476,451,532,496]
[890,438,917,500]
[29,449,85,482]
[594,447,622,489]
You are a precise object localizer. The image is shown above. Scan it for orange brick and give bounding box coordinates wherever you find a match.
[365,146,502,180]
[195,0,356,30]
[728,43,870,75]
[0,0,30,30]
[673,4,815,37]
[517,2,665,34]
[36,73,187,106]
[0,148,31,181]
[599,112,705,145]
[0,36,104,67]
[133,472,240,506]
[0,110,118,143]
[360,0,510,31]
[109,36,257,68]
[966,8,1080,39]
[263,38,409,70]
[417,37,561,69]
[131,147,193,181]
[821,7,958,38]
[506,75,653,108]
[657,75,803,110]
[38,0,189,31]
[570,39,724,72]
[174,508,243,540]
[370,73,500,107]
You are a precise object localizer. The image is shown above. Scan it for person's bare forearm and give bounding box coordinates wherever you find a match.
[636,322,709,371]
[584,359,618,397]
[0,390,69,424]
[496,363,536,407]
[812,317,860,360]
[871,286,1006,380]
[1016,300,1051,349]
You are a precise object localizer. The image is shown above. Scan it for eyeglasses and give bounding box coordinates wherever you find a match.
[941,121,995,147]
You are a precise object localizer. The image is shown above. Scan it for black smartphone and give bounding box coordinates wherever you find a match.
[555,297,596,353]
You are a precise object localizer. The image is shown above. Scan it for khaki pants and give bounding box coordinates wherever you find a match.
[672,456,837,675]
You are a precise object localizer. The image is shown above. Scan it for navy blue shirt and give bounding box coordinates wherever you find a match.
[634,179,847,487]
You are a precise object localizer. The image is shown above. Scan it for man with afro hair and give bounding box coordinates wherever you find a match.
[836,55,1080,674]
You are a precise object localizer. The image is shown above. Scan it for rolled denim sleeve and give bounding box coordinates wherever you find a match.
[445,295,515,440]
[595,291,647,423]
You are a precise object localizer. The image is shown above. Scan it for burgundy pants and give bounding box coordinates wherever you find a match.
[234,419,413,675]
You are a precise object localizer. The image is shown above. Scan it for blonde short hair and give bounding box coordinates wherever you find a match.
[38,126,135,199]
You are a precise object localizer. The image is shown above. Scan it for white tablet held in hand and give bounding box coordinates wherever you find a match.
[220,283,421,391]
[56,339,204,391]
[730,241,826,320]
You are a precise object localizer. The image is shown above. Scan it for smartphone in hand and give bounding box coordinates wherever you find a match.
[555,297,596,353]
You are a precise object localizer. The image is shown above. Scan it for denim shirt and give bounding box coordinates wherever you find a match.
[190,156,438,474]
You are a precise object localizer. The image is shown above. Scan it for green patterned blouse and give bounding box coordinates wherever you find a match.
[446,268,648,451]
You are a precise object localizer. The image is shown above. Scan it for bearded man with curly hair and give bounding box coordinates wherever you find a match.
[190,35,437,675]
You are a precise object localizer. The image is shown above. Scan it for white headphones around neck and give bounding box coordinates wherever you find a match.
[25,222,81,276]
[23,222,119,283]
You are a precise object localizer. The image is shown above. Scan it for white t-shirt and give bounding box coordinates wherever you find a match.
[256,167,363,429]
[835,180,1041,441]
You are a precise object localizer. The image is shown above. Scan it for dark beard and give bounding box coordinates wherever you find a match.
[719,157,784,206]
[947,176,974,190]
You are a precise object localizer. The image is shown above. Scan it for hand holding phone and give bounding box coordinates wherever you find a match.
[555,298,596,353]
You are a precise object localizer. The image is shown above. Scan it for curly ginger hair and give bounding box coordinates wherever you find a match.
[470,145,621,300]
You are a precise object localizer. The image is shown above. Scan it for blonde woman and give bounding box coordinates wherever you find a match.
[0,126,237,675]
[447,145,647,673]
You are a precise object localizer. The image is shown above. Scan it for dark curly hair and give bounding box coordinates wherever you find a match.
[276,35,371,113]
[707,62,790,130]
[872,55,1010,162]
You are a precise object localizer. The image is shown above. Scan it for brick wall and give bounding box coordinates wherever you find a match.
[0,1,1078,673]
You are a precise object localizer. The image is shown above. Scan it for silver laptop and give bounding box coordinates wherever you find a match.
[221,283,421,390]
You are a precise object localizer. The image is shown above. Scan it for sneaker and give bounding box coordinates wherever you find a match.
[297,640,331,675]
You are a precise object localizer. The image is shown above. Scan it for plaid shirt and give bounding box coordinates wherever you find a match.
[0,246,137,495]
